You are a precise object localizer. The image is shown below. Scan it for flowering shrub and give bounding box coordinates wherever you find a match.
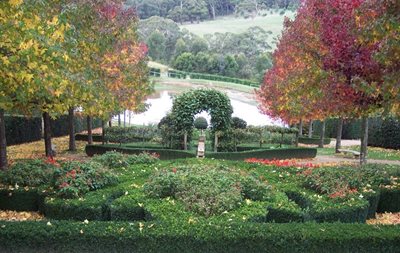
[53,161,118,198]
[0,159,57,187]
[93,151,129,169]
[143,164,272,217]
[245,158,319,168]
[301,166,393,200]
[126,152,160,165]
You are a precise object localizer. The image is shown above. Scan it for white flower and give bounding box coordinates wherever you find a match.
[359,194,363,199]
[83,219,89,224]
[47,222,52,226]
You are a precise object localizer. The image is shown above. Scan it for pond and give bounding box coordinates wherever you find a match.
[117,90,283,126]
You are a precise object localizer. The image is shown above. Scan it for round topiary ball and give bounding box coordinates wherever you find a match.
[232,117,247,129]
[194,117,208,130]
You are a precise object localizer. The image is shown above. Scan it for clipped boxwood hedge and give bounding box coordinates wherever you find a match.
[85,145,196,160]
[0,221,399,253]
[298,136,331,145]
[75,134,103,142]
[0,188,41,211]
[207,147,317,160]
[377,188,400,212]
[86,145,317,160]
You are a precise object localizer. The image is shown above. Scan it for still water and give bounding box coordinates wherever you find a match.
[118,91,282,126]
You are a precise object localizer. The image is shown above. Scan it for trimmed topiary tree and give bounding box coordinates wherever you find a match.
[194,117,208,130]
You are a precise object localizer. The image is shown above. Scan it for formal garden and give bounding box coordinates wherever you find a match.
[1,0,400,252]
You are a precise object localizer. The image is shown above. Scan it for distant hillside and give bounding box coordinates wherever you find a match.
[180,11,296,48]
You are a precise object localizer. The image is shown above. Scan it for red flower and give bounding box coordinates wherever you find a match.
[245,158,318,168]
[172,168,177,173]
[60,182,69,189]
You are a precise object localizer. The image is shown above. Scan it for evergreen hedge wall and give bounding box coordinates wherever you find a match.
[312,117,400,150]
[4,114,102,146]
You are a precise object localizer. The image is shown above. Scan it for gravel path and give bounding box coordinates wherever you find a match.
[310,155,400,166]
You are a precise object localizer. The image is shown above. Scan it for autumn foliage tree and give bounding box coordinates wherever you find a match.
[0,0,152,170]
[257,0,394,164]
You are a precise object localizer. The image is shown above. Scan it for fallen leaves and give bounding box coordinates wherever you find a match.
[7,135,91,162]
[0,211,44,221]
[367,212,400,225]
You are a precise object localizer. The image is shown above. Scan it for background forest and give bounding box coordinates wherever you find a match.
[133,0,299,82]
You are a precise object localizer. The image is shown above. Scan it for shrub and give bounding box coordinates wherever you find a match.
[93,151,160,169]
[105,126,160,144]
[143,165,272,217]
[93,151,129,169]
[126,152,160,165]
[301,165,393,213]
[0,159,56,187]
[194,117,208,130]
[53,161,118,198]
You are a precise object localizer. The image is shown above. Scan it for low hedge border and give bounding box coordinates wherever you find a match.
[377,188,400,212]
[85,145,196,160]
[75,134,103,142]
[0,221,399,253]
[207,148,317,160]
[86,145,317,160]
[298,136,331,145]
[44,187,125,221]
[0,188,41,211]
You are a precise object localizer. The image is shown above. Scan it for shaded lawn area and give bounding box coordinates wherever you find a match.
[318,146,400,161]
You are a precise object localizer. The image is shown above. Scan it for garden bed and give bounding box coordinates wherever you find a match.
[0,155,399,252]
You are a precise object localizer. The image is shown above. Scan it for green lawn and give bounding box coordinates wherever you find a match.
[180,11,296,48]
[318,146,400,161]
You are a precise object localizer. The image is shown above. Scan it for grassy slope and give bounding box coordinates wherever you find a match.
[153,77,255,93]
[180,11,296,48]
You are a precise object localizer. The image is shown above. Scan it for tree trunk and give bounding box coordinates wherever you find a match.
[308,120,313,138]
[183,131,188,150]
[123,110,126,127]
[43,112,53,157]
[0,109,7,170]
[360,117,369,165]
[211,5,216,19]
[87,116,93,145]
[298,119,303,136]
[214,133,218,152]
[108,119,112,127]
[68,108,76,151]
[335,117,343,153]
[102,120,106,145]
[318,119,326,148]
[118,114,121,127]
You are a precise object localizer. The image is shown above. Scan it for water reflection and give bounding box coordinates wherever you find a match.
[118,91,282,126]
